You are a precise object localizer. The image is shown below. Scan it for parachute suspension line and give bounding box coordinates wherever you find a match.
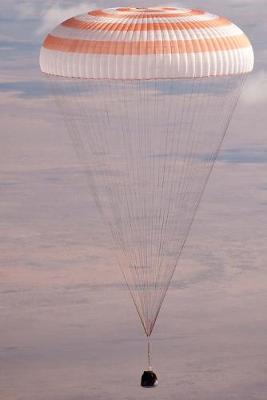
[49,74,247,339]
[83,79,148,334]
[129,79,150,329]
[152,76,245,327]
[101,79,149,333]
[151,80,211,323]
[149,78,162,333]
[51,77,135,312]
[149,77,200,332]
[143,78,153,333]
[144,74,247,328]
[118,79,149,332]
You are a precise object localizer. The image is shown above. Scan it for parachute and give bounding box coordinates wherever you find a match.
[40,6,253,380]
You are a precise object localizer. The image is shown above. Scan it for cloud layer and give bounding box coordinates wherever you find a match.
[37,2,96,35]
[242,71,267,105]
[0,1,267,400]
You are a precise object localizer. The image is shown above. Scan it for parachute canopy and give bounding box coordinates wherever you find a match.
[40,6,254,79]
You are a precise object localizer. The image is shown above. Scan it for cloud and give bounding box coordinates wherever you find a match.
[37,2,96,36]
[157,1,184,6]
[225,0,251,3]
[14,1,39,18]
[225,0,262,3]
[241,71,267,105]
[0,80,52,98]
[217,148,267,164]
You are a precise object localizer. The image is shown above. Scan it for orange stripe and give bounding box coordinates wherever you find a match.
[62,16,232,32]
[88,9,204,18]
[116,7,176,12]
[43,34,250,55]
[106,7,181,12]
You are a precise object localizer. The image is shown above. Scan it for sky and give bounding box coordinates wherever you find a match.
[0,1,267,399]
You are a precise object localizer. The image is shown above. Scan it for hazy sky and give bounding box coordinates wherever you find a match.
[0,1,267,400]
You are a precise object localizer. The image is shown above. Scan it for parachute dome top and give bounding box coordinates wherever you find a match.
[40,6,254,80]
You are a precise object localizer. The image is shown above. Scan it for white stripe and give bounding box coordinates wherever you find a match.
[40,46,254,79]
[52,23,243,43]
[74,12,220,25]
[105,7,192,14]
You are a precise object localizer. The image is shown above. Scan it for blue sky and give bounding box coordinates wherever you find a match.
[1,1,267,399]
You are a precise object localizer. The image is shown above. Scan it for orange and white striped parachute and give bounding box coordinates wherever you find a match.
[40,7,253,368]
[40,7,253,79]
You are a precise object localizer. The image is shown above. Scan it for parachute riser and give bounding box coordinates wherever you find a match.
[147,336,151,370]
